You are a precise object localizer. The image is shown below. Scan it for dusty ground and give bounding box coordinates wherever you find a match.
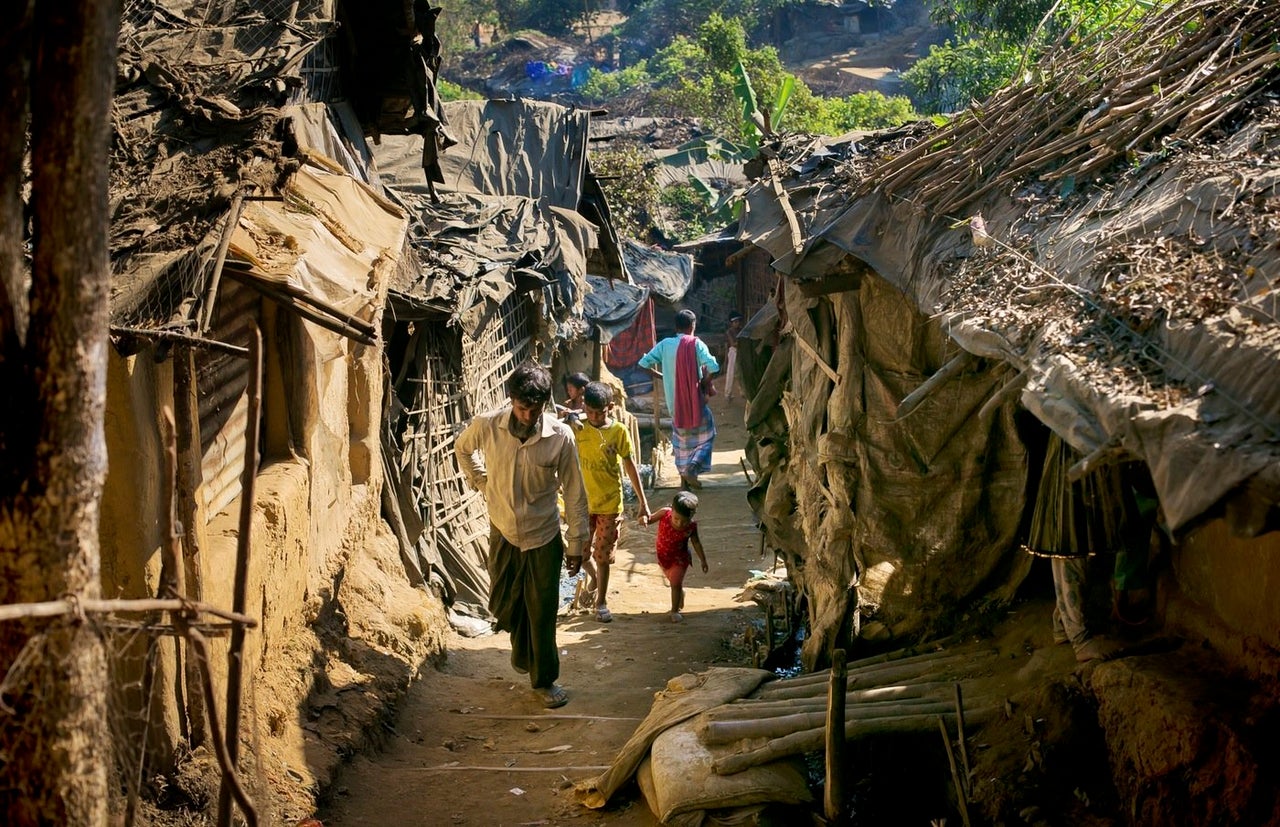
[320,393,776,826]
[313,390,1188,826]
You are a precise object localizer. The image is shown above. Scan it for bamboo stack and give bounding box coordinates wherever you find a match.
[706,646,998,776]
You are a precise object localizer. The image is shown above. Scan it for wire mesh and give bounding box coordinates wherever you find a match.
[0,613,261,825]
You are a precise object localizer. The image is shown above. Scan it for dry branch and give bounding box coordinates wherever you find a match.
[0,598,257,627]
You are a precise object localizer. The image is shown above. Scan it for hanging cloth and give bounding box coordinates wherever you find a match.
[672,334,703,430]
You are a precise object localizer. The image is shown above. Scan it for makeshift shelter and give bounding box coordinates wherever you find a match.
[595,240,698,396]
[736,0,1280,670]
[101,0,454,817]
[372,98,629,624]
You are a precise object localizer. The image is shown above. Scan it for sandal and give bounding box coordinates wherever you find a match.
[595,606,613,623]
[669,611,683,623]
[536,684,569,709]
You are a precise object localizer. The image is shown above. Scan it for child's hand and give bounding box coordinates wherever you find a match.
[637,506,650,525]
[701,560,709,573]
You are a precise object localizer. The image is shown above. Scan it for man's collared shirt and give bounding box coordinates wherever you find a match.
[455,406,589,555]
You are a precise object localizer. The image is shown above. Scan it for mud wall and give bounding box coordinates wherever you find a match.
[1166,518,1280,658]
[100,307,448,810]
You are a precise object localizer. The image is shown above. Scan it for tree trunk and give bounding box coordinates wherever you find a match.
[0,1,121,823]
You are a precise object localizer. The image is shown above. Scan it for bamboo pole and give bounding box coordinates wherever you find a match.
[756,641,971,689]
[713,708,997,776]
[703,700,970,745]
[938,717,971,827]
[0,598,257,626]
[717,680,958,716]
[824,650,847,823]
[954,682,972,800]
[708,690,972,722]
[217,326,261,827]
[755,651,993,699]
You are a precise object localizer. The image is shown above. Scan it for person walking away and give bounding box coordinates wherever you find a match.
[641,492,707,622]
[455,363,589,707]
[570,382,650,622]
[723,313,743,400]
[638,309,719,490]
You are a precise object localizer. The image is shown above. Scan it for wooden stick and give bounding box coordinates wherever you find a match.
[824,650,847,822]
[938,716,971,827]
[713,708,996,776]
[397,765,612,773]
[201,192,246,334]
[184,628,259,827]
[790,330,839,384]
[954,682,972,801]
[0,598,257,626]
[704,700,968,745]
[895,351,977,421]
[218,326,261,827]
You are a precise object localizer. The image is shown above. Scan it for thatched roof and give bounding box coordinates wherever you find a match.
[743,0,1280,531]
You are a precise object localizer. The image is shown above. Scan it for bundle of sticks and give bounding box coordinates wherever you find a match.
[705,646,997,776]
[868,0,1280,218]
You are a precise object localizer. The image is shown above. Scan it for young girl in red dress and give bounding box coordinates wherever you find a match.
[641,491,708,622]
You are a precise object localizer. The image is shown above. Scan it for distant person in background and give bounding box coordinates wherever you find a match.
[556,371,590,424]
[455,363,589,708]
[471,19,483,49]
[723,312,743,401]
[639,309,719,490]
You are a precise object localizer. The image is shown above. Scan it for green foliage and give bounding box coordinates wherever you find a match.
[658,181,719,242]
[909,1,1165,114]
[901,38,1023,115]
[579,61,651,100]
[827,91,919,131]
[492,0,600,36]
[590,145,663,241]
[936,0,1165,43]
[616,0,800,62]
[438,78,484,101]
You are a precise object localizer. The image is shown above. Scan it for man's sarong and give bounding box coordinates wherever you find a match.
[672,404,715,477]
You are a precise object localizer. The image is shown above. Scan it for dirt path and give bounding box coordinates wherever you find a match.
[322,395,767,826]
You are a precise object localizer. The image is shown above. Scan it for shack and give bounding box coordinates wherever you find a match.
[728,2,1279,820]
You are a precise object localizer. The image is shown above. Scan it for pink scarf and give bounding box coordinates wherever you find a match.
[672,335,703,429]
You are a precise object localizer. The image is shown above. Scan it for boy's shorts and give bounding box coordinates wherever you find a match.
[589,513,624,563]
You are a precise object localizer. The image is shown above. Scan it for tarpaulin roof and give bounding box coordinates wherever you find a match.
[741,0,1280,532]
[580,241,695,342]
[224,156,408,344]
[107,0,442,339]
[374,99,626,336]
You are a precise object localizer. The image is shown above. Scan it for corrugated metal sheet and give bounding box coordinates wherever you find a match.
[197,278,260,521]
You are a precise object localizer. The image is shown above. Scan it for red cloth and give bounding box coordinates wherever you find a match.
[604,297,656,369]
[655,510,697,571]
[672,334,703,429]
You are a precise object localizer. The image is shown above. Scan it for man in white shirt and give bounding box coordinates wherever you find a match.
[455,363,590,708]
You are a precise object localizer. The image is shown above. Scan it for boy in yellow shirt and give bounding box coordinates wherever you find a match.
[572,381,650,622]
